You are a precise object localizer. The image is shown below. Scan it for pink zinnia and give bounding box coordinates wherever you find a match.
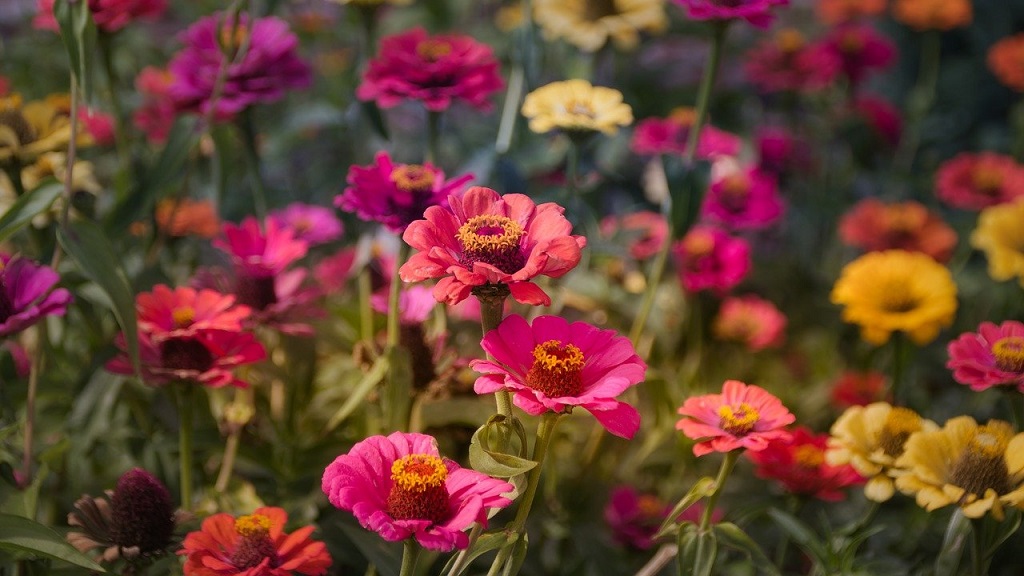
[604,486,720,550]
[400,186,587,306]
[0,255,72,339]
[745,30,841,93]
[34,0,165,33]
[673,0,790,28]
[268,203,343,246]
[672,225,751,294]
[947,321,1024,392]
[357,27,504,112]
[133,67,177,144]
[677,379,795,456]
[712,294,787,351]
[599,211,669,261]
[79,108,116,147]
[746,426,864,501]
[471,314,647,439]
[822,24,896,89]
[135,285,252,342]
[630,110,740,159]
[321,432,513,552]
[830,370,887,409]
[756,127,811,176]
[168,13,312,118]
[337,151,473,233]
[851,96,902,147]
[701,167,784,230]
[934,152,1024,210]
[313,248,357,294]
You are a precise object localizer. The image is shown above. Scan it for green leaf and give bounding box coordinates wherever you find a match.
[53,0,97,101]
[383,345,414,433]
[0,182,62,244]
[767,508,829,567]
[664,156,711,240]
[0,514,105,572]
[714,522,781,576]
[935,509,971,576]
[469,416,537,478]
[323,355,389,433]
[502,533,528,576]
[441,531,516,576]
[57,220,139,375]
[677,523,717,576]
[361,101,390,141]
[653,477,716,540]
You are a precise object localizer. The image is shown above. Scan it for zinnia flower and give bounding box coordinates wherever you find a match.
[677,380,794,456]
[34,0,166,33]
[851,96,902,147]
[357,27,503,111]
[826,402,936,502]
[747,426,864,501]
[521,79,633,138]
[815,0,886,25]
[532,0,668,53]
[336,151,473,233]
[830,250,957,345]
[712,295,786,351]
[0,255,72,339]
[133,67,177,144]
[744,30,841,94]
[700,166,784,230]
[971,198,1024,287]
[822,24,896,89]
[168,13,312,118]
[935,152,1024,210]
[399,186,586,306]
[321,432,513,552]
[604,486,719,550]
[672,0,790,28]
[672,225,751,294]
[268,203,344,246]
[599,211,668,261]
[630,108,740,159]
[838,198,958,263]
[0,94,90,166]
[471,314,647,439]
[895,417,1024,520]
[179,506,331,575]
[988,34,1024,92]
[155,198,221,239]
[892,0,971,30]
[948,321,1024,392]
[829,371,887,409]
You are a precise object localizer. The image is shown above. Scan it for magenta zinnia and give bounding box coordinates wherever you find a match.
[0,255,72,339]
[34,0,166,33]
[700,167,784,230]
[672,225,751,294]
[673,0,790,29]
[321,432,513,552]
[677,379,795,456]
[471,314,647,438]
[268,203,343,246]
[947,321,1024,392]
[400,186,586,306]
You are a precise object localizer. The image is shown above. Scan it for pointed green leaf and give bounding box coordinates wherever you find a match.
[664,156,711,240]
[767,508,829,567]
[653,477,715,540]
[361,101,390,141]
[469,416,537,478]
[0,514,105,572]
[935,509,971,576]
[441,531,516,576]
[0,182,62,244]
[677,523,717,576]
[714,522,781,576]
[324,355,389,433]
[53,0,97,101]
[502,533,528,576]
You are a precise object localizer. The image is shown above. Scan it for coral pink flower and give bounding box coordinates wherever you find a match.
[712,295,787,351]
[34,0,166,33]
[604,486,721,550]
[337,151,473,233]
[400,186,586,306]
[851,96,903,147]
[935,152,1024,210]
[701,167,784,230]
[746,426,864,501]
[179,506,331,576]
[745,30,841,93]
[677,379,795,456]
[268,203,343,246]
[830,371,887,409]
[672,0,790,28]
[672,225,751,294]
[133,67,177,144]
[599,211,669,261]
[471,315,647,438]
[0,255,72,339]
[135,285,252,342]
[947,321,1024,392]
[630,109,740,159]
[168,13,312,118]
[822,24,896,89]
[357,27,504,112]
[322,432,513,552]
[371,284,437,324]
[313,248,357,294]
[838,198,958,263]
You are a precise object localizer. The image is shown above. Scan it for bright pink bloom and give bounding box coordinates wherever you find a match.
[0,255,72,339]
[471,315,647,438]
[947,321,1024,392]
[179,506,331,576]
[630,111,740,159]
[677,379,795,456]
[672,0,790,28]
[821,24,896,89]
[756,127,810,176]
[746,426,864,501]
[321,432,513,552]
[713,295,787,351]
[357,27,504,112]
[371,284,437,324]
[400,186,587,306]
[829,371,887,409]
[934,152,1024,210]
[268,203,343,246]
[672,225,751,294]
[337,151,473,233]
[604,486,721,550]
[745,31,841,93]
[701,167,784,230]
[168,13,312,118]
[79,108,116,147]
[313,248,357,293]
[600,211,669,261]
[34,0,165,33]
[215,218,309,281]
[851,96,902,147]
[133,67,177,144]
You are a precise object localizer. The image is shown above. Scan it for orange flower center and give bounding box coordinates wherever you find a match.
[882,205,926,233]
[390,164,436,193]
[776,29,806,54]
[972,165,1004,193]
[525,340,585,398]
[877,407,923,458]
[992,336,1024,372]
[949,424,1011,498]
[720,174,751,209]
[682,230,715,259]
[417,40,452,62]
[840,31,865,53]
[456,215,526,274]
[231,514,277,569]
[636,494,664,517]
[387,454,450,523]
[718,403,760,435]
[793,444,825,468]
[172,306,195,328]
[220,23,249,53]
[668,107,697,127]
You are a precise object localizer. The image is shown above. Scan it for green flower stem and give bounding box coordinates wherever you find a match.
[214,429,241,493]
[426,110,442,165]
[477,286,513,418]
[359,267,376,352]
[386,243,412,349]
[21,324,46,498]
[683,21,729,167]
[969,519,992,576]
[176,384,196,510]
[890,333,908,407]
[239,109,269,219]
[700,450,738,531]
[97,31,133,196]
[400,540,422,576]
[894,30,941,177]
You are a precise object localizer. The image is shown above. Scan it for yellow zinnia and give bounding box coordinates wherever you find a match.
[895,416,1024,520]
[521,79,633,138]
[0,94,90,167]
[971,197,1024,288]
[830,249,957,345]
[533,0,667,53]
[826,402,938,502]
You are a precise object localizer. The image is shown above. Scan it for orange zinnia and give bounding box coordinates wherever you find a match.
[892,0,971,31]
[155,198,220,238]
[816,0,887,25]
[988,34,1024,92]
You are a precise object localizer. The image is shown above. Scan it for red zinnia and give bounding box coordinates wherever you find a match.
[829,371,887,409]
[744,30,841,94]
[677,379,795,456]
[838,198,958,263]
[935,152,1024,211]
[747,426,864,501]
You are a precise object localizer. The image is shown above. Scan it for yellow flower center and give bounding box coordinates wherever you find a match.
[718,403,760,436]
[972,165,1004,193]
[417,40,452,62]
[776,29,806,54]
[232,514,277,569]
[720,174,751,209]
[220,23,250,53]
[793,444,825,468]
[882,205,925,233]
[172,306,195,328]
[877,407,923,458]
[992,336,1024,372]
[949,423,1012,499]
[682,230,715,259]
[525,340,585,398]
[877,282,920,314]
[387,454,451,523]
[668,107,697,127]
[456,215,526,274]
[636,495,664,517]
[390,164,436,193]
[234,514,272,538]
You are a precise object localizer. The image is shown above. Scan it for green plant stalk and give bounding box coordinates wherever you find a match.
[177,384,196,510]
[1006,389,1024,430]
[214,428,241,493]
[21,324,46,501]
[97,31,133,196]
[894,30,941,176]
[890,333,907,407]
[445,523,484,576]
[969,519,992,576]
[359,267,376,350]
[400,540,422,576]
[700,450,738,531]
[386,243,412,349]
[239,110,269,219]
[477,287,513,417]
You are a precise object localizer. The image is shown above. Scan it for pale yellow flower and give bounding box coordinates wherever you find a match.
[895,416,1024,520]
[826,402,938,502]
[0,153,102,226]
[533,0,667,52]
[0,94,90,166]
[521,79,633,137]
[971,197,1024,288]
